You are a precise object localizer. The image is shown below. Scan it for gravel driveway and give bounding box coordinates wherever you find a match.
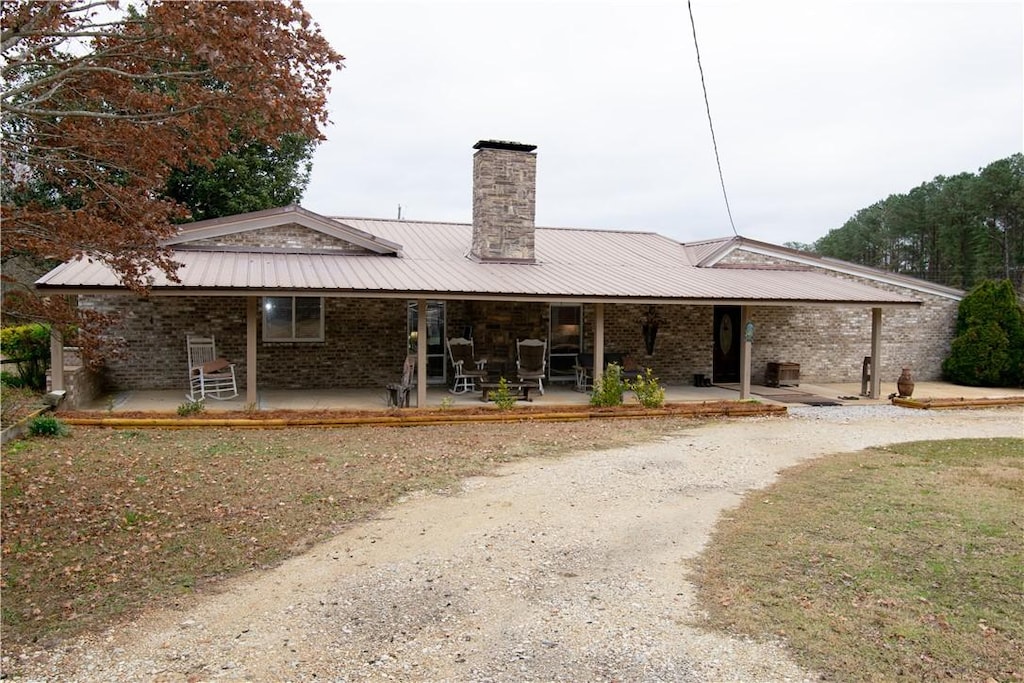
[14,405,1023,682]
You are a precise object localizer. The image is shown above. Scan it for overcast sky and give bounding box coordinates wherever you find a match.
[299,1,1023,247]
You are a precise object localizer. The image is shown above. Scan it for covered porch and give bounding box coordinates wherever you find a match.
[47,292,907,412]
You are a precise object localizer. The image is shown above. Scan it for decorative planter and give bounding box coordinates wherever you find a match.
[897,367,915,398]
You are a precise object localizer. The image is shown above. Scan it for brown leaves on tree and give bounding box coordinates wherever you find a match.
[1,0,344,294]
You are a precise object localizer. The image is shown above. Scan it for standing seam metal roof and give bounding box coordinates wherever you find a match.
[35,217,921,305]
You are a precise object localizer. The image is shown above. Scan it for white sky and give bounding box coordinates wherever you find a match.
[300,0,1023,246]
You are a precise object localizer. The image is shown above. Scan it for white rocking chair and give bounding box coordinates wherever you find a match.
[186,335,238,401]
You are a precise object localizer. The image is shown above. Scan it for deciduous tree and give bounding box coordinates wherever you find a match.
[1,0,343,293]
[164,133,316,222]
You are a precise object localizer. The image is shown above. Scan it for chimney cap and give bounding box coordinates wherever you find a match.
[473,139,537,153]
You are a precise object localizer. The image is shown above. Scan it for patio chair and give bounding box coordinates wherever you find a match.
[446,337,488,394]
[516,338,547,395]
[386,354,416,408]
[574,352,594,392]
[186,335,238,401]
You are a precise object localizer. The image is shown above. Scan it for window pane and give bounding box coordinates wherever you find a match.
[294,297,322,339]
[264,297,293,340]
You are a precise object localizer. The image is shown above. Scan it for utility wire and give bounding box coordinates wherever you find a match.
[688,0,738,236]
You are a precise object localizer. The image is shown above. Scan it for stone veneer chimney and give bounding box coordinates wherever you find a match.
[471,139,538,263]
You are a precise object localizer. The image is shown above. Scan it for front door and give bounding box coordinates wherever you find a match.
[713,306,741,384]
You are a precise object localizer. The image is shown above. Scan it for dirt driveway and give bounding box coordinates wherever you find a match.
[15,405,1023,682]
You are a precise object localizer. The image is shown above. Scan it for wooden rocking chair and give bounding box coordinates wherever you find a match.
[516,338,547,395]
[446,337,488,394]
[386,355,416,408]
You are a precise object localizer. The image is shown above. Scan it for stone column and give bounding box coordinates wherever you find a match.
[471,140,537,263]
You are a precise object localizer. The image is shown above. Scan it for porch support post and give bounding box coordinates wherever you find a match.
[870,307,882,399]
[49,326,64,392]
[739,305,751,400]
[416,298,427,407]
[593,302,605,385]
[246,296,258,407]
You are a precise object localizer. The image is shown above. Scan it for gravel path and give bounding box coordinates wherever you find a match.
[12,405,1023,682]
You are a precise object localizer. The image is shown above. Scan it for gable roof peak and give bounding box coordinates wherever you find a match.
[164,205,403,256]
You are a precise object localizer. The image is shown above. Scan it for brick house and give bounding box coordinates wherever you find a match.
[37,140,962,409]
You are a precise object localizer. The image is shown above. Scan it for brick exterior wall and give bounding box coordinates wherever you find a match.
[444,302,715,383]
[716,249,959,382]
[79,295,411,391]
[471,143,537,262]
[80,285,955,392]
[188,224,373,253]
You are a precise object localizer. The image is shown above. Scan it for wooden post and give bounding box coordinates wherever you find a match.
[49,326,64,392]
[740,306,752,400]
[246,296,258,407]
[593,303,605,386]
[870,307,882,399]
[417,298,427,407]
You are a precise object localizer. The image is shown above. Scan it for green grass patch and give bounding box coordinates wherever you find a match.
[693,437,1024,682]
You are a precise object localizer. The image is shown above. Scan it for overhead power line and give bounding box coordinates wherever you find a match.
[688,0,738,237]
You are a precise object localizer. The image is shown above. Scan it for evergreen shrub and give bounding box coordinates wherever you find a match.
[942,279,1024,387]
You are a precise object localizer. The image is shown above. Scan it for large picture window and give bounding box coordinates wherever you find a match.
[263,296,324,342]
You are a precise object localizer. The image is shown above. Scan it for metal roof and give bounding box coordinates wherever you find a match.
[35,216,921,306]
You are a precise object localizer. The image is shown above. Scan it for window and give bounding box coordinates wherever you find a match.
[263,296,324,341]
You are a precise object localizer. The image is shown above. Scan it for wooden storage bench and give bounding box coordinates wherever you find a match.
[766,362,800,387]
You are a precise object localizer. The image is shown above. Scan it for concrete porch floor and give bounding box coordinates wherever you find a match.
[75,379,1024,413]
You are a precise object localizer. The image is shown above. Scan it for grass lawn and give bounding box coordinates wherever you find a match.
[0,417,687,656]
[693,437,1024,682]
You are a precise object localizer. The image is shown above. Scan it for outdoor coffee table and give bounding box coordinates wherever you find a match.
[479,380,538,402]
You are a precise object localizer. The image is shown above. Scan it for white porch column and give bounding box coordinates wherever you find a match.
[417,298,427,407]
[740,305,752,400]
[49,326,64,392]
[870,307,882,399]
[593,303,605,385]
[246,296,258,406]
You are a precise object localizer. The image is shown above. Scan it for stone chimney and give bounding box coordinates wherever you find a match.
[471,140,537,263]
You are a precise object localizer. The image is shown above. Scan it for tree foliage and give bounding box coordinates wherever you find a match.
[1,0,343,292]
[942,279,1024,387]
[163,133,315,221]
[814,155,1024,292]
[0,323,51,391]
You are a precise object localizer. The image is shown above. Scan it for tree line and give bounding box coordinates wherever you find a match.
[810,154,1024,293]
